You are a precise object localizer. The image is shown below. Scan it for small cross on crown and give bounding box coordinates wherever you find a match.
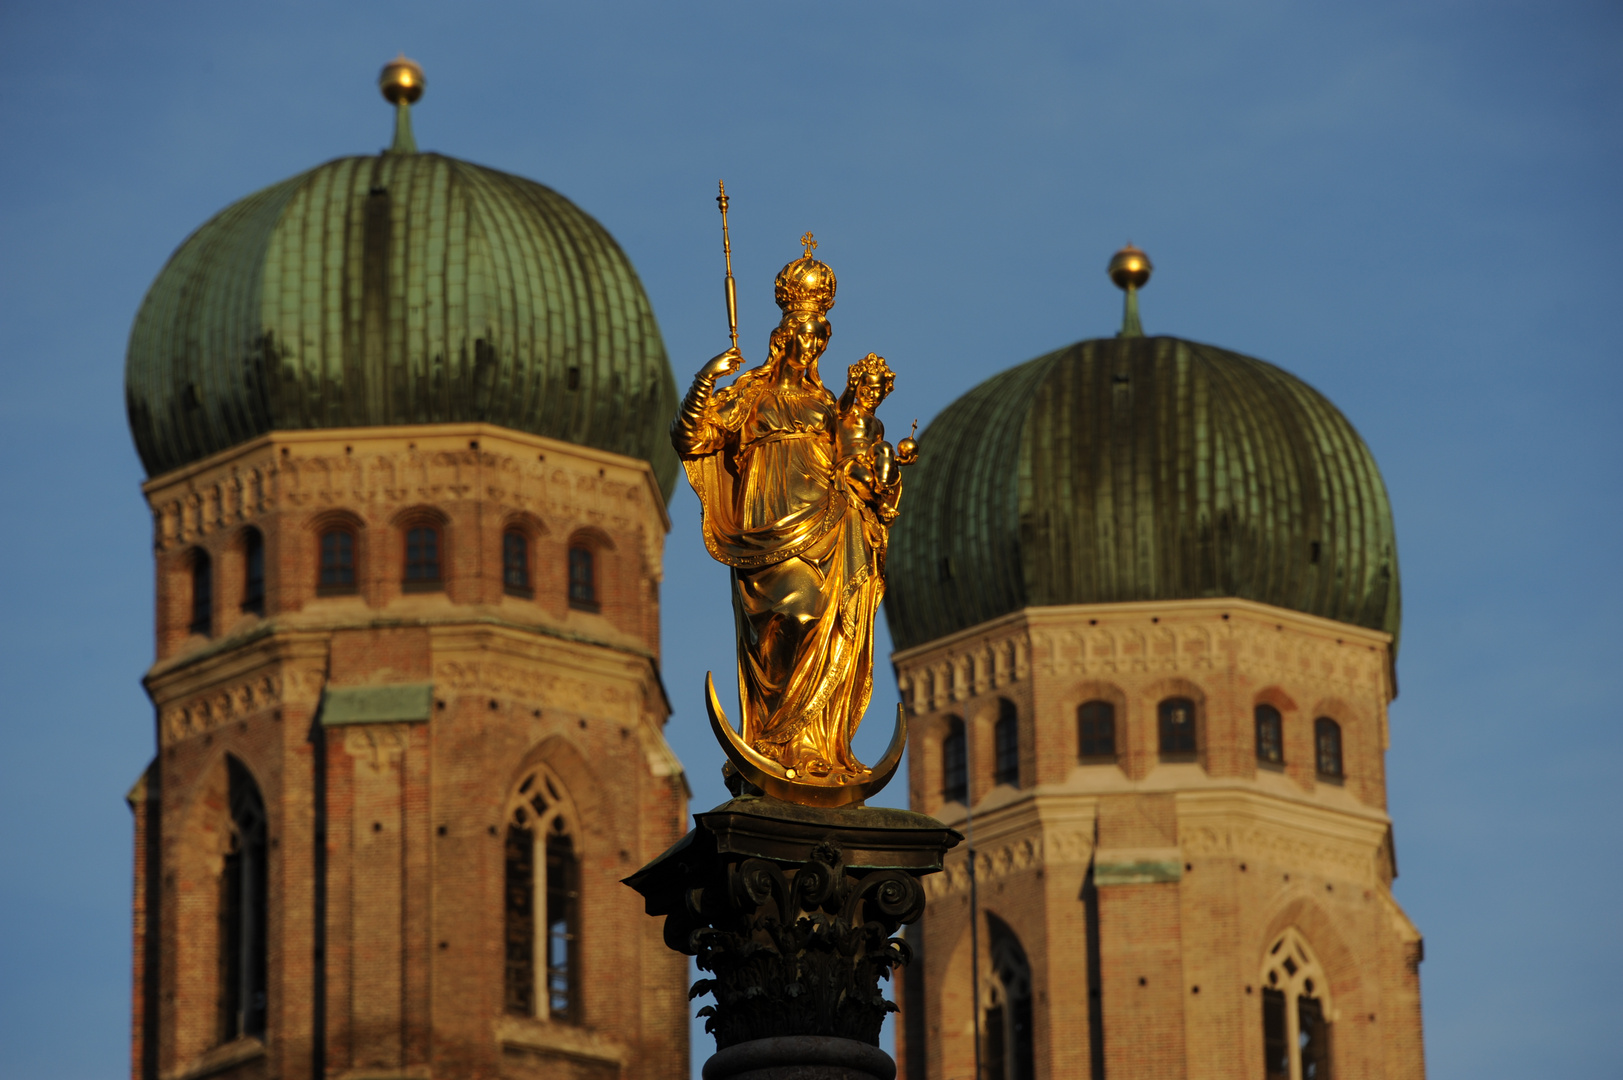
[801,232,817,257]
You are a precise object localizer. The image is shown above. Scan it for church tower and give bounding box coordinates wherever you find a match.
[124,61,690,1080]
[884,248,1424,1080]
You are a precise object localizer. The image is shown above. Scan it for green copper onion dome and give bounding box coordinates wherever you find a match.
[126,61,680,496]
[885,256,1400,652]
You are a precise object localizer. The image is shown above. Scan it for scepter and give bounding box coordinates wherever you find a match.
[717,179,739,352]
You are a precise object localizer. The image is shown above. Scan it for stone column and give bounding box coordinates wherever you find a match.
[626,794,959,1080]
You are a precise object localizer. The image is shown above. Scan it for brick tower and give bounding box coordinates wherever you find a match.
[883,251,1425,1080]
[124,61,690,1080]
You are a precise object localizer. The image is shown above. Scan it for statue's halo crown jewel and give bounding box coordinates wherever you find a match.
[774,232,837,316]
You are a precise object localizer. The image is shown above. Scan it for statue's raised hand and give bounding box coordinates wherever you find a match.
[700,347,744,379]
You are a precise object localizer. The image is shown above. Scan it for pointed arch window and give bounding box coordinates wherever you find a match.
[1255,704,1284,766]
[503,530,532,596]
[1158,697,1198,760]
[993,698,1019,787]
[504,767,580,1023]
[1078,700,1116,762]
[242,528,265,615]
[1261,929,1333,1080]
[941,716,968,804]
[1314,718,1343,780]
[190,549,213,636]
[220,757,267,1041]
[982,916,1035,1080]
[318,527,356,594]
[567,545,597,611]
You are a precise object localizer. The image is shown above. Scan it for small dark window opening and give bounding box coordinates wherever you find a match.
[404,526,441,589]
[567,546,597,610]
[1255,704,1284,766]
[1262,987,1289,1080]
[242,528,265,615]
[219,758,267,1042]
[1158,697,1198,759]
[993,699,1019,787]
[938,556,954,583]
[566,366,581,391]
[503,530,532,596]
[318,529,356,594]
[503,822,536,1017]
[942,716,968,804]
[545,823,580,1022]
[983,917,1035,1080]
[1298,995,1333,1079]
[190,550,213,635]
[1079,700,1116,762]
[1310,540,1322,564]
[1315,717,1343,780]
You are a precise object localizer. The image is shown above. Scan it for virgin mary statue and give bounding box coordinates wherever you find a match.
[671,238,909,784]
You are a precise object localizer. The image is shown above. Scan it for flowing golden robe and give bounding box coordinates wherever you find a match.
[675,369,888,777]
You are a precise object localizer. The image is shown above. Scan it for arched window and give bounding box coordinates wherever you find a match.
[219,757,267,1041]
[1261,929,1333,1080]
[241,528,265,615]
[567,545,597,611]
[993,699,1019,787]
[1158,697,1198,759]
[503,530,532,596]
[190,549,213,636]
[1078,700,1116,762]
[941,716,968,804]
[404,525,441,589]
[982,915,1035,1080]
[504,767,580,1023]
[1255,704,1284,766]
[1314,718,1343,780]
[318,528,356,594]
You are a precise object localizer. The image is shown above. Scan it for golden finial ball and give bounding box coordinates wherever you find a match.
[380,55,425,105]
[1108,243,1153,290]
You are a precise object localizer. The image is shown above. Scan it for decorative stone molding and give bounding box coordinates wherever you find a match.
[159,673,282,745]
[923,827,1092,899]
[1180,823,1379,886]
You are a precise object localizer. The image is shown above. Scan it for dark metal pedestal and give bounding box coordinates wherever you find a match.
[625,795,959,1078]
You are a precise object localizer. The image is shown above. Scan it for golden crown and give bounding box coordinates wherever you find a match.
[775,233,837,316]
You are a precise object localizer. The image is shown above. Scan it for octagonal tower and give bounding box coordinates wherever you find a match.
[125,62,688,1080]
[886,251,1424,1080]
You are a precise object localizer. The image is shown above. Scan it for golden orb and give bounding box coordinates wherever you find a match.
[380,55,425,105]
[1108,243,1153,290]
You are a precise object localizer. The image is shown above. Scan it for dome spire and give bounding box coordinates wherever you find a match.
[1108,243,1152,338]
[379,55,425,154]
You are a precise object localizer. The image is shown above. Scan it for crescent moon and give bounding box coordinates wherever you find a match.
[705,672,906,808]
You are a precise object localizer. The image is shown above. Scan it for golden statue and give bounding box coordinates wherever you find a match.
[674,219,917,807]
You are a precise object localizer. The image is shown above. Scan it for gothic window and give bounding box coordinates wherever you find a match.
[190,549,213,635]
[503,530,532,596]
[942,716,968,804]
[1078,700,1116,762]
[318,528,356,594]
[219,757,267,1042]
[1256,704,1284,765]
[1261,929,1334,1080]
[982,916,1035,1080]
[567,546,597,611]
[1158,697,1198,759]
[242,528,265,615]
[993,699,1019,787]
[1315,718,1343,779]
[504,766,580,1023]
[404,525,441,588]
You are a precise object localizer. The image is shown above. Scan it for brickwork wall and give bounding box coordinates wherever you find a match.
[894,599,1425,1080]
[131,425,690,1080]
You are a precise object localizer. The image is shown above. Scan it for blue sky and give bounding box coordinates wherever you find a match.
[0,2,1618,1076]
